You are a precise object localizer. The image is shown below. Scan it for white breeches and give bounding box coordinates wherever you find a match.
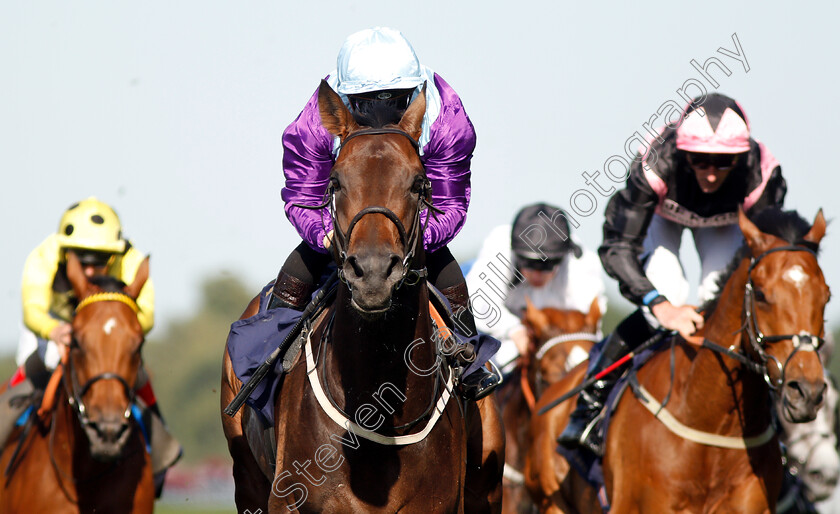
[16,323,61,370]
[642,214,744,306]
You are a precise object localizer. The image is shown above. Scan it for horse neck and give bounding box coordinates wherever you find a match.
[327,283,438,418]
[682,258,773,432]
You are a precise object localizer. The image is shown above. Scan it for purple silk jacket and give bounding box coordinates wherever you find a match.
[281,73,476,254]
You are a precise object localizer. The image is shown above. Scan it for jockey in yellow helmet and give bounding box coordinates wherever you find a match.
[20,197,154,359]
[1,197,180,497]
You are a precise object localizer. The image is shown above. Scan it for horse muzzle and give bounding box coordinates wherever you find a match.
[782,378,827,423]
[83,416,133,461]
[342,252,405,315]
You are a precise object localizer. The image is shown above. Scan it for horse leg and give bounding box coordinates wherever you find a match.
[465,392,505,513]
[501,388,532,513]
[525,367,602,514]
[221,295,272,514]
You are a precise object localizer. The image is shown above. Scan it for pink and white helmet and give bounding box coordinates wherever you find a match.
[676,93,751,154]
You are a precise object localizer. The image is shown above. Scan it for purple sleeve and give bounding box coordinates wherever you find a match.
[421,74,476,252]
[280,86,335,253]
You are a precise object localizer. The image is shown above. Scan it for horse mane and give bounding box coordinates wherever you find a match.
[351,100,405,129]
[700,207,822,317]
[88,275,128,293]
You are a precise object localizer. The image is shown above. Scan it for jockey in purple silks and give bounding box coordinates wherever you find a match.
[558,93,788,453]
[272,27,500,400]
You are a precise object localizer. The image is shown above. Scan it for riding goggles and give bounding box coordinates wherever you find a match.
[686,152,740,170]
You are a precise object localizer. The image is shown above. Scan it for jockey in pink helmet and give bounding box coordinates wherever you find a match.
[272,27,499,400]
[559,93,787,453]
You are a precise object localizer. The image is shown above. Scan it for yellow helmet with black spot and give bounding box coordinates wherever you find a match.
[56,197,126,254]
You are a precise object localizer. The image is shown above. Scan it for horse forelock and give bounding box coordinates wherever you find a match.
[88,275,128,293]
[700,207,821,317]
[351,100,406,129]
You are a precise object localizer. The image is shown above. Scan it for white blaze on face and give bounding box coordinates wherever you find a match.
[783,265,808,289]
[103,317,117,335]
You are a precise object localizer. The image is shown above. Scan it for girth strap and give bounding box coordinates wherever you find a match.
[632,380,775,449]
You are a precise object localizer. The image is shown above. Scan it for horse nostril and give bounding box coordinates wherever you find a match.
[787,380,805,400]
[347,256,364,278]
[816,382,827,405]
[386,254,402,279]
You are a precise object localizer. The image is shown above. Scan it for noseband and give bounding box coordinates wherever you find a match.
[295,127,444,289]
[742,245,825,389]
[66,292,140,425]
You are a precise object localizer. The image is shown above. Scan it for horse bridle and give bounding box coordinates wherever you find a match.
[294,127,444,289]
[742,245,825,390]
[65,292,140,425]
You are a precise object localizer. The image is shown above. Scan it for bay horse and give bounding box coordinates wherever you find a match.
[0,252,154,513]
[500,298,600,513]
[221,80,504,513]
[526,208,829,513]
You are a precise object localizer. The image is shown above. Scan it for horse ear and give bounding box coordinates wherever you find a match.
[523,297,549,334]
[739,207,775,256]
[803,208,827,246]
[584,297,601,332]
[65,251,89,299]
[399,83,426,142]
[124,256,150,299]
[318,79,358,140]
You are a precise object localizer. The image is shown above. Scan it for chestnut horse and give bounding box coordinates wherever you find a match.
[526,208,829,513]
[0,253,154,513]
[500,299,601,513]
[221,80,504,513]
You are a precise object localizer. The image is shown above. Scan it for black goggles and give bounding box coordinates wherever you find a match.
[72,250,113,268]
[686,152,740,169]
[517,257,562,272]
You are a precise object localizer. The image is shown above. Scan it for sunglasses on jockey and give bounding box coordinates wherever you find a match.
[516,256,563,272]
[70,249,114,268]
[686,152,741,171]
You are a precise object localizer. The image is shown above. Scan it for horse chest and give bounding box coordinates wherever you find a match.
[273,379,464,513]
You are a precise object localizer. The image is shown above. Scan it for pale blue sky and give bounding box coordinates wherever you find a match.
[2,2,839,353]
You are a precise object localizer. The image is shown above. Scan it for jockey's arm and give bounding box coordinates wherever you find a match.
[598,161,660,306]
[420,88,476,253]
[21,235,63,340]
[464,225,522,340]
[745,148,787,215]
[281,86,336,253]
[566,247,608,335]
[119,246,155,334]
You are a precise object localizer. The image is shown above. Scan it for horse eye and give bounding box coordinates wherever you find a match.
[411,176,426,194]
[754,288,768,303]
[330,176,341,191]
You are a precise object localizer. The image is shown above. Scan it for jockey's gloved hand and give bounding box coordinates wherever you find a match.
[323,229,335,250]
[651,301,704,340]
[49,322,72,346]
